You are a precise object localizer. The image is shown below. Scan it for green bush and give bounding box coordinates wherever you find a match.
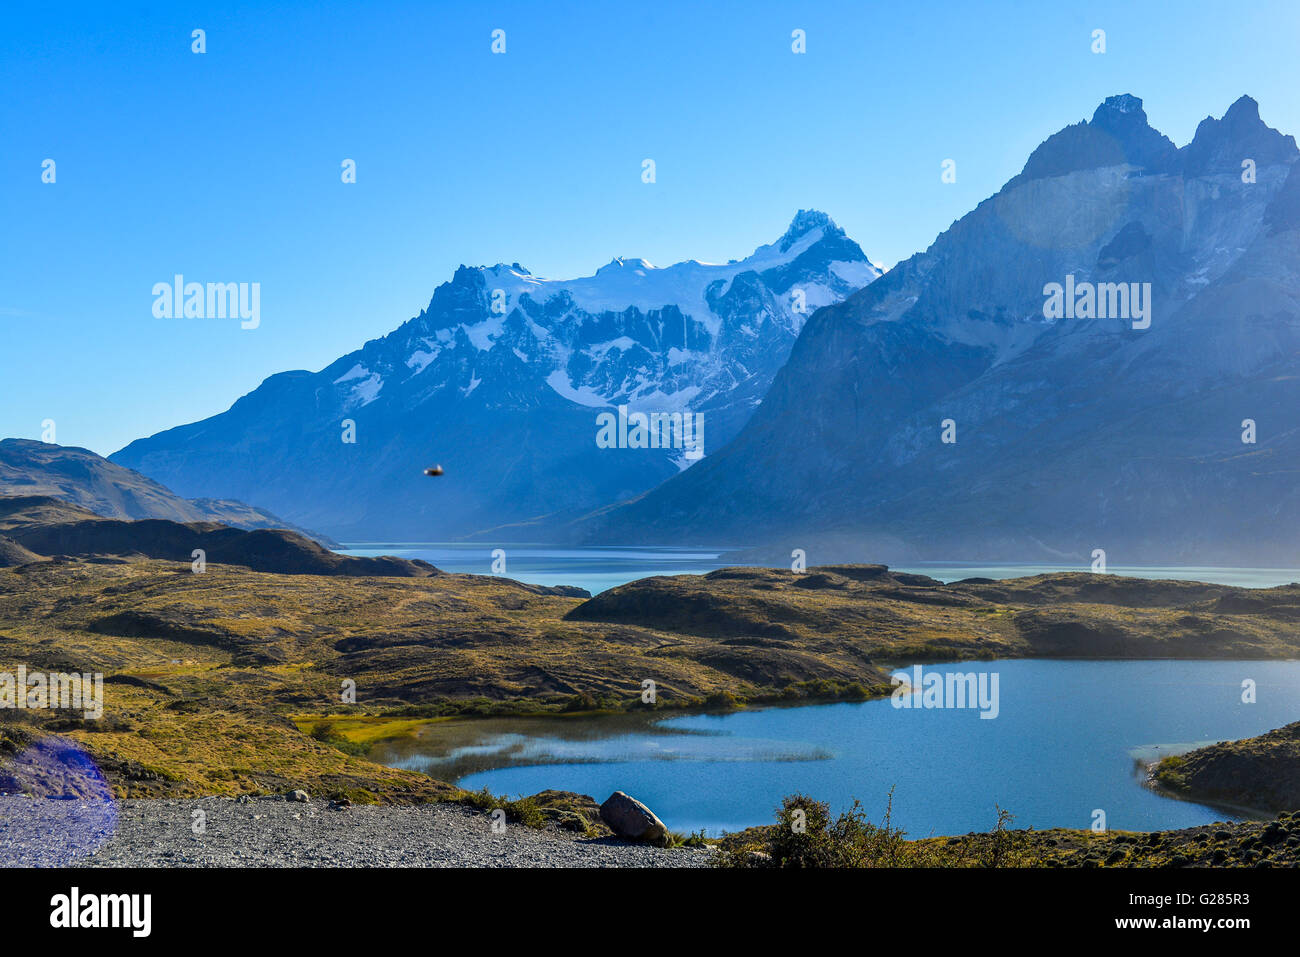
[717,790,1033,868]
[460,787,547,828]
[1152,755,1189,791]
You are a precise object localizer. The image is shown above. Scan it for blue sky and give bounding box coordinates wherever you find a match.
[3,0,1298,457]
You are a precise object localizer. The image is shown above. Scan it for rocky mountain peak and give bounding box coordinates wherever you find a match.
[1224,94,1261,123]
[595,256,655,275]
[778,209,838,251]
[1182,95,1298,176]
[1008,93,1178,188]
[1093,93,1146,120]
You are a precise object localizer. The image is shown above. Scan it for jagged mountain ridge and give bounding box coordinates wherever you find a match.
[576,95,1300,565]
[113,212,880,539]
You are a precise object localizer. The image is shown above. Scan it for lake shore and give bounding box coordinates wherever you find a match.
[1149,721,1300,814]
[7,794,1298,868]
[0,795,709,868]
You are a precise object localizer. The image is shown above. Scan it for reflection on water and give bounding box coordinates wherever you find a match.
[336,544,735,594]
[372,711,833,783]
[373,660,1300,837]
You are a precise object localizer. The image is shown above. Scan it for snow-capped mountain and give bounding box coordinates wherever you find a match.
[579,95,1300,565]
[113,211,880,539]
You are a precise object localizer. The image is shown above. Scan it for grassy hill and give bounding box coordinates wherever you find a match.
[0,438,336,545]
[4,555,1300,802]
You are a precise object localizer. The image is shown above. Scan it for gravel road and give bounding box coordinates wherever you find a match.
[0,795,711,868]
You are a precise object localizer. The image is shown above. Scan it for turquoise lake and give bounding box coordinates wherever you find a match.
[337,543,1300,594]
[372,659,1300,837]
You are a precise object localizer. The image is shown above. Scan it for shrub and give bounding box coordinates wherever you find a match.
[1153,755,1189,791]
[717,790,1032,868]
[459,787,547,828]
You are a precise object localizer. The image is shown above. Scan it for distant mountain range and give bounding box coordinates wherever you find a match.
[106,94,1300,565]
[112,212,879,540]
[0,438,334,545]
[576,95,1300,565]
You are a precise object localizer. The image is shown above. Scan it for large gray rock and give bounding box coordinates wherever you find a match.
[600,791,669,847]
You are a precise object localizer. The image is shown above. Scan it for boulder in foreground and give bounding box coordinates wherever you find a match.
[600,791,669,847]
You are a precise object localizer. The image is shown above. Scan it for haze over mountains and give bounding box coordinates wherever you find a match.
[0,438,332,544]
[106,94,1300,565]
[581,95,1300,564]
[113,213,879,540]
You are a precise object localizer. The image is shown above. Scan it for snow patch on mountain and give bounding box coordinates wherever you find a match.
[407,349,439,373]
[381,210,882,416]
[546,370,609,408]
[472,219,859,341]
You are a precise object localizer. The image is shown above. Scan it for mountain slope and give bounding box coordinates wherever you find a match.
[113,212,880,540]
[0,439,334,545]
[0,494,442,578]
[578,95,1300,565]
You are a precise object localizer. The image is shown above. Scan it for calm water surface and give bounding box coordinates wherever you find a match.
[338,543,1300,594]
[372,660,1300,837]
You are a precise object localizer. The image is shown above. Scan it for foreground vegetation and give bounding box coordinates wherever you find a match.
[715,792,1300,868]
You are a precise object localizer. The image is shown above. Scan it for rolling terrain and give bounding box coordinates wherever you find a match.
[5,549,1300,801]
